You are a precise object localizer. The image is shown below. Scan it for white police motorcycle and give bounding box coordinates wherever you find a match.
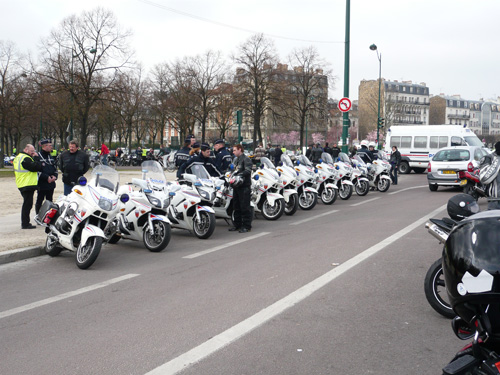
[291,154,318,210]
[251,157,286,220]
[35,166,128,269]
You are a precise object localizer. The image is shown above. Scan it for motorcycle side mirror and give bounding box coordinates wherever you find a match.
[229,164,235,170]
[451,316,475,340]
[169,192,176,197]
[120,194,130,203]
[144,189,153,194]
[254,174,260,180]
[78,176,87,186]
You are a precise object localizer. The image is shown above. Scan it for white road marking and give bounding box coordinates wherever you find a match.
[145,203,448,375]
[0,274,140,320]
[289,210,339,226]
[389,185,428,195]
[350,197,380,206]
[183,232,271,259]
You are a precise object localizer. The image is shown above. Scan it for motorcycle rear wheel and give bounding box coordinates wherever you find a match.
[321,187,337,205]
[298,191,317,210]
[284,194,299,216]
[45,235,62,257]
[143,221,171,252]
[424,258,455,319]
[338,183,353,200]
[193,211,216,239]
[76,236,102,270]
[355,180,369,196]
[261,197,285,220]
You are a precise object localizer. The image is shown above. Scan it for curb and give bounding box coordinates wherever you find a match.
[0,246,45,265]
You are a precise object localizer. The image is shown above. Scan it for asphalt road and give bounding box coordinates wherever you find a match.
[0,175,474,375]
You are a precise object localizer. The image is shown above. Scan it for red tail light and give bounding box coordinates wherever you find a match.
[427,162,431,172]
[458,171,466,179]
[467,162,473,172]
[44,208,58,224]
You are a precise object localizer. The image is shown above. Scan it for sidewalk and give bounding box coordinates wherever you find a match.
[0,169,177,265]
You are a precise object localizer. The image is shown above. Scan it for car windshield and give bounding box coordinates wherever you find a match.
[91,165,119,191]
[464,136,484,147]
[141,160,167,187]
[433,149,470,162]
[321,152,334,164]
[297,155,313,167]
[281,154,294,167]
[260,157,276,170]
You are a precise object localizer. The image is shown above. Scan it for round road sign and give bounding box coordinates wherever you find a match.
[338,97,352,112]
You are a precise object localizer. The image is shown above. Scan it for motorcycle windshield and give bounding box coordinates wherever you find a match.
[190,164,213,182]
[338,152,351,164]
[321,152,334,164]
[260,157,275,170]
[377,150,389,161]
[297,155,313,167]
[91,165,119,191]
[353,155,367,167]
[281,154,294,167]
[142,160,167,187]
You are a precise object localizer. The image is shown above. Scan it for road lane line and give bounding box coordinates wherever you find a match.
[145,203,448,375]
[350,197,380,206]
[389,185,428,195]
[289,210,339,226]
[183,232,271,259]
[0,274,140,320]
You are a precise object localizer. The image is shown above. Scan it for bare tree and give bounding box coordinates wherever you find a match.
[212,83,236,140]
[232,34,278,146]
[185,50,228,142]
[276,46,332,148]
[36,8,134,147]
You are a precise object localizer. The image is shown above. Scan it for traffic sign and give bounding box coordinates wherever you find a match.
[338,97,352,112]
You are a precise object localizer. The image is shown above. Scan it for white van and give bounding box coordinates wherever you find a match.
[384,125,484,174]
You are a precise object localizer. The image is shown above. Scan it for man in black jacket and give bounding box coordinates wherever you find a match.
[174,139,192,168]
[35,139,58,214]
[213,139,232,173]
[229,144,253,233]
[390,146,402,185]
[59,140,90,195]
[177,143,221,179]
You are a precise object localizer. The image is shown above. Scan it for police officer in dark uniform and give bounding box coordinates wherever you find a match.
[213,139,232,173]
[311,143,323,163]
[228,144,253,233]
[35,139,58,214]
[59,140,90,195]
[331,143,341,159]
[357,140,374,164]
[177,142,221,179]
[174,138,192,168]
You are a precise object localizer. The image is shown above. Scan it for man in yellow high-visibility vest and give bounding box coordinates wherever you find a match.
[13,144,43,229]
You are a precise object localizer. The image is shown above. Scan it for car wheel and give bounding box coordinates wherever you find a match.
[429,184,438,192]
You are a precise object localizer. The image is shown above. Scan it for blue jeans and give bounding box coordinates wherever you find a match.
[102,154,108,166]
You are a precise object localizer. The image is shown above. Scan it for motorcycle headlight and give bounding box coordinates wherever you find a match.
[98,197,113,211]
[198,188,210,201]
[146,195,162,208]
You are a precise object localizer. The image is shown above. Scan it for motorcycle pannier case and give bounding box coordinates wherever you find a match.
[38,200,60,224]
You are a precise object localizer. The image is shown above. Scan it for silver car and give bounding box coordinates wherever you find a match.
[427,146,489,191]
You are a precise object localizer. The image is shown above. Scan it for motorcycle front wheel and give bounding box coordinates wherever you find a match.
[45,235,62,257]
[355,180,370,196]
[193,211,216,239]
[143,221,171,252]
[298,190,317,210]
[320,187,337,205]
[76,236,102,269]
[284,194,299,216]
[261,197,285,220]
[377,177,391,192]
[424,258,455,319]
[338,183,353,200]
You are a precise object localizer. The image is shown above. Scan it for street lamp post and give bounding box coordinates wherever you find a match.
[369,44,382,149]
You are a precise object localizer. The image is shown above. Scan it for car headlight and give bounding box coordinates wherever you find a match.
[98,197,113,211]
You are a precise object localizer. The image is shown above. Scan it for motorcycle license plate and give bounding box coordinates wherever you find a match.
[460,179,467,186]
[442,170,456,174]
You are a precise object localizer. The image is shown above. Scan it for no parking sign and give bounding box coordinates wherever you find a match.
[338,97,352,112]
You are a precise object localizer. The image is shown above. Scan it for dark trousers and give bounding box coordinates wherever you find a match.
[64,183,73,196]
[232,186,252,229]
[35,189,55,214]
[391,164,398,184]
[20,189,35,227]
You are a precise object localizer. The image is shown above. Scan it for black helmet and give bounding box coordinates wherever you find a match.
[443,210,500,329]
[446,193,479,221]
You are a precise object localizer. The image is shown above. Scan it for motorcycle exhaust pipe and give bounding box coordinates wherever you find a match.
[425,222,449,244]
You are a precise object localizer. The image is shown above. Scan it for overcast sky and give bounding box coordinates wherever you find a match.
[2,0,499,102]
